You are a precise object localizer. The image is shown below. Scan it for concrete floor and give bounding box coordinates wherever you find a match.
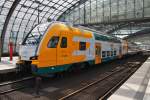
[108,57,150,100]
[0,57,18,73]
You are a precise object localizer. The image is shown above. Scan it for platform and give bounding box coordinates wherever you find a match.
[0,57,18,74]
[108,56,150,100]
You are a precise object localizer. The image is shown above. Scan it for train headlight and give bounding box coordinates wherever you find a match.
[30,56,38,60]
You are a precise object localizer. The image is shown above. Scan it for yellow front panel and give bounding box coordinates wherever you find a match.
[36,23,94,68]
[37,24,59,67]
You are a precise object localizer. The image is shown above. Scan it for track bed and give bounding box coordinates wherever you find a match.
[0,53,148,100]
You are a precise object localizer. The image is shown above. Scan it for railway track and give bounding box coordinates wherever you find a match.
[99,63,139,100]
[58,62,141,100]
[0,54,148,100]
[0,76,34,95]
[0,70,32,83]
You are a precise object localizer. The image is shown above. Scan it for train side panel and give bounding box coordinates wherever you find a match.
[93,33,123,64]
[95,40,121,63]
[71,30,95,65]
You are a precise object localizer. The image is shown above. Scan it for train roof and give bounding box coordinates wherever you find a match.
[77,25,121,43]
[93,33,121,43]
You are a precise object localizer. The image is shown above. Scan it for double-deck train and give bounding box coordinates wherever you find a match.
[16,21,128,75]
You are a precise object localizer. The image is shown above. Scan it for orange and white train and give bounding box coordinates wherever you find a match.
[16,21,128,75]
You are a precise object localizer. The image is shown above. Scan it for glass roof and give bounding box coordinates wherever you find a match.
[0,0,82,53]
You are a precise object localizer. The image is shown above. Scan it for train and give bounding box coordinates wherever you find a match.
[16,21,128,75]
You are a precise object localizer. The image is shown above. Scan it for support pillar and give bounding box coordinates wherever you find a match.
[35,76,42,97]
[8,38,13,61]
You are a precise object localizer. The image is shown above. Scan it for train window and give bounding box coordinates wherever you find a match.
[114,51,117,56]
[102,51,106,58]
[61,37,67,48]
[47,36,59,48]
[111,51,113,56]
[79,42,86,50]
[107,51,110,57]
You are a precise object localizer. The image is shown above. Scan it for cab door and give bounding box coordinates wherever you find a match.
[57,32,72,65]
[95,43,101,64]
[39,35,59,67]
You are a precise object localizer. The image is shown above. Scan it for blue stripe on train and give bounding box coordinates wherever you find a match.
[102,56,118,62]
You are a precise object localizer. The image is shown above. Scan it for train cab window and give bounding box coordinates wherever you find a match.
[79,42,86,50]
[48,36,59,48]
[61,37,67,48]
[102,51,106,58]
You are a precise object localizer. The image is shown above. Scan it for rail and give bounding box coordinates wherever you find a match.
[58,67,126,100]
[99,67,137,100]
[0,76,34,95]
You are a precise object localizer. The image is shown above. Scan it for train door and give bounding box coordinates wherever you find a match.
[45,35,59,67]
[119,46,122,58]
[95,43,101,64]
[57,31,72,65]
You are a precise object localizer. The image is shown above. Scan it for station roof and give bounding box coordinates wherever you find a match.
[0,0,87,53]
[0,0,150,54]
[121,28,150,47]
[124,28,150,39]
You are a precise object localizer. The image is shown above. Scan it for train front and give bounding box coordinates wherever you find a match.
[16,22,51,74]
